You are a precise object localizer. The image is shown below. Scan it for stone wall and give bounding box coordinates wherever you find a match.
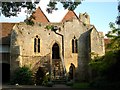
[77,29,91,81]
[90,26,105,58]
[10,17,105,81]
[63,18,85,72]
[10,23,62,71]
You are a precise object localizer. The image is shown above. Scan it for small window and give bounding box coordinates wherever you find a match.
[38,38,40,53]
[72,36,78,53]
[34,38,37,52]
[34,36,40,53]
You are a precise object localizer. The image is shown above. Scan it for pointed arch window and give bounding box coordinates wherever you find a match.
[34,35,40,53]
[72,36,78,53]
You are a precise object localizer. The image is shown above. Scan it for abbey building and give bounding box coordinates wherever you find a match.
[1,7,105,82]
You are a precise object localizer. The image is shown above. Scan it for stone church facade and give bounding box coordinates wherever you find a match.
[1,7,105,82]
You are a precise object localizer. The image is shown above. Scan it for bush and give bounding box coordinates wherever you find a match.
[11,66,33,85]
[89,50,120,88]
[35,67,46,85]
[42,74,50,86]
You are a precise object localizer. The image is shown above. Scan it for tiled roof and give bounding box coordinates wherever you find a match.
[32,7,49,23]
[34,6,78,23]
[62,10,79,22]
[0,23,15,44]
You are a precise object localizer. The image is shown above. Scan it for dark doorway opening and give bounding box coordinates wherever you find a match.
[52,43,60,59]
[68,63,75,81]
[2,63,10,83]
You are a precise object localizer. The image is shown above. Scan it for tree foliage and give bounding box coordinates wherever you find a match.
[0,0,82,17]
[105,1,120,51]
[91,1,120,79]
[89,2,120,88]
[1,1,37,17]
[90,49,120,89]
[90,50,120,77]
[11,66,33,85]
[47,0,82,13]
[105,22,120,51]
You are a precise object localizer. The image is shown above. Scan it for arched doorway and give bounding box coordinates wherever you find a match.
[68,63,75,81]
[52,43,64,79]
[52,43,60,59]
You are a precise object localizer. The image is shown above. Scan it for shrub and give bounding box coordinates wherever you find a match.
[42,74,50,86]
[11,66,33,85]
[35,67,46,85]
[89,50,120,88]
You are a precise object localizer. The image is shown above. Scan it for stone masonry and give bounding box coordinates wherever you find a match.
[10,7,105,81]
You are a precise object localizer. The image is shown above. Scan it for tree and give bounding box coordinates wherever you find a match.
[89,2,120,88]
[0,0,82,17]
[105,22,120,51]
[1,1,37,17]
[105,1,120,51]
[116,0,120,25]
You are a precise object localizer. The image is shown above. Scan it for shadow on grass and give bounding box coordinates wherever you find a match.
[69,82,120,90]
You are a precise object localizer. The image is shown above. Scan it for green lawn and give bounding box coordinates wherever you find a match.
[72,82,90,89]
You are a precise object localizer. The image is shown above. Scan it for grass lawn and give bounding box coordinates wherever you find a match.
[71,82,90,89]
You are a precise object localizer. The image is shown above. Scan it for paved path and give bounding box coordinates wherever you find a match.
[2,84,74,90]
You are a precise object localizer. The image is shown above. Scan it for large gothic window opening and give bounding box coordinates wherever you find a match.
[52,43,60,59]
[34,35,40,53]
[72,36,78,53]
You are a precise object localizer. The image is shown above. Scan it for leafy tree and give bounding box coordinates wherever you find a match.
[47,0,82,13]
[89,2,120,88]
[116,1,120,25]
[105,1,120,51]
[1,1,37,17]
[105,22,120,51]
[0,0,82,17]
[90,50,120,78]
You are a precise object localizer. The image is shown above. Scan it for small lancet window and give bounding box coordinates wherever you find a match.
[72,36,78,53]
[34,35,40,53]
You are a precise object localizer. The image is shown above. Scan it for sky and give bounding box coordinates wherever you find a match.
[0,0,118,35]
[74,1,118,35]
